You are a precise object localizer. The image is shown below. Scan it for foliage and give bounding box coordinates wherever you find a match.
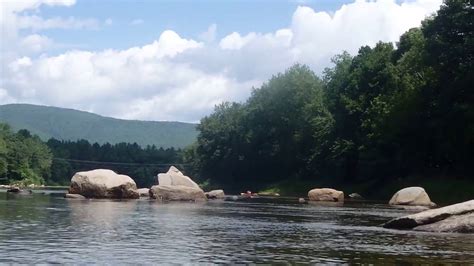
[46,139,182,187]
[0,124,52,185]
[188,0,474,196]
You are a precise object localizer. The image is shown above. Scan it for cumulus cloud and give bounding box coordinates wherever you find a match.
[1,0,442,122]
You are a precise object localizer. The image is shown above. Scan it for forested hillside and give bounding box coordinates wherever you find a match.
[186,0,474,201]
[0,104,198,148]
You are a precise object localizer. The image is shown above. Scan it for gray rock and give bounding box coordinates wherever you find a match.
[150,185,206,202]
[205,189,225,199]
[68,169,139,199]
[157,166,201,189]
[349,193,363,199]
[414,212,474,233]
[65,193,86,199]
[383,200,474,232]
[308,188,344,202]
[137,188,150,197]
[389,187,436,207]
[7,187,21,193]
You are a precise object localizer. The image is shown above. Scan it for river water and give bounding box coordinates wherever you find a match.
[0,190,472,264]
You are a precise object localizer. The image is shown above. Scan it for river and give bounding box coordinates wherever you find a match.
[0,190,472,264]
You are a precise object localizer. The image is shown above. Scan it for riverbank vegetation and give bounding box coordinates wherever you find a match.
[0,0,472,202]
[185,0,473,201]
[0,127,182,188]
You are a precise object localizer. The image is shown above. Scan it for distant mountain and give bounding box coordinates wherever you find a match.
[0,104,198,148]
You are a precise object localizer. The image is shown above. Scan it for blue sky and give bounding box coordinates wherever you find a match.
[32,0,354,52]
[1,0,442,122]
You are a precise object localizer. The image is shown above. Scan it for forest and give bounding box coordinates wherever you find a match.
[0,0,472,201]
[0,124,182,188]
[184,0,473,199]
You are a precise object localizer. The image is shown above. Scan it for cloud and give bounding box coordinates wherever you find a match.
[105,18,113,26]
[130,19,144,26]
[1,0,443,122]
[198,24,217,43]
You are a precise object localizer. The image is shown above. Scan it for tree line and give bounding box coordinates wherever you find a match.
[0,124,182,188]
[185,0,473,194]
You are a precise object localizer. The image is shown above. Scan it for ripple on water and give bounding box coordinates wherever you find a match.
[0,192,473,264]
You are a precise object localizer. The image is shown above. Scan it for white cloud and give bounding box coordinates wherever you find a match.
[105,18,113,26]
[198,24,217,43]
[1,0,443,122]
[19,34,53,53]
[130,19,144,26]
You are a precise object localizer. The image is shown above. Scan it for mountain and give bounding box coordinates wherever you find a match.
[0,104,198,148]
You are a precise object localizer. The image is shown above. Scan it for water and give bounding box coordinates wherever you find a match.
[0,191,473,264]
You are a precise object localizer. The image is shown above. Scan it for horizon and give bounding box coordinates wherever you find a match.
[1,0,442,123]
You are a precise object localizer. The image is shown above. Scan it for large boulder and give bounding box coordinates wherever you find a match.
[205,189,225,199]
[68,169,139,199]
[308,188,344,202]
[157,166,201,189]
[383,200,474,233]
[149,185,206,201]
[389,187,436,207]
[151,166,206,202]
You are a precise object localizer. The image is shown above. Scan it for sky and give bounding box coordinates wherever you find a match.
[1,0,443,122]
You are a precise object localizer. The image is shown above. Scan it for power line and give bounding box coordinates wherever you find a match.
[52,157,189,167]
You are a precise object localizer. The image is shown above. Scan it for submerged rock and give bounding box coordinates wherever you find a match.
[298,198,306,204]
[150,185,206,202]
[137,188,150,197]
[65,193,86,199]
[68,169,139,199]
[308,188,344,202]
[388,187,436,207]
[205,189,225,199]
[383,200,474,233]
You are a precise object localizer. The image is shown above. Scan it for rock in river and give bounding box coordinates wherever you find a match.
[157,166,201,189]
[65,193,86,199]
[137,188,150,197]
[383,200,474,233]
[205,189,225,199]
[150,166,206,202]
[308,188,344,202]
[68,169,139,199]
[150,185,206,202]
[389,187,436,207]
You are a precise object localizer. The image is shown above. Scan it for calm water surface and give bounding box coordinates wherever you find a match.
[0,190,473,264]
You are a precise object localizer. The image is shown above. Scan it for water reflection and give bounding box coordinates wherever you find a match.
[0,191,473,264]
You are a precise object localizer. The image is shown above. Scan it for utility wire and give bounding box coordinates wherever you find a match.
[52,157,189,167]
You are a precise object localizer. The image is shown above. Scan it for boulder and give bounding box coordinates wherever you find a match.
[298,198,306,204]
[157,166,201,189]
[413,212,474,233]
[383,200,474,233]
[7,187,21,193]
[149,185,206,202]
[308,188,344,202]
[68,169,139,199]
[349,193,363,199]
[65,193,86,199]
[388,187,436,207]
[151,166,206,202]
[205,189,225,199]
[137,188,150,197]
